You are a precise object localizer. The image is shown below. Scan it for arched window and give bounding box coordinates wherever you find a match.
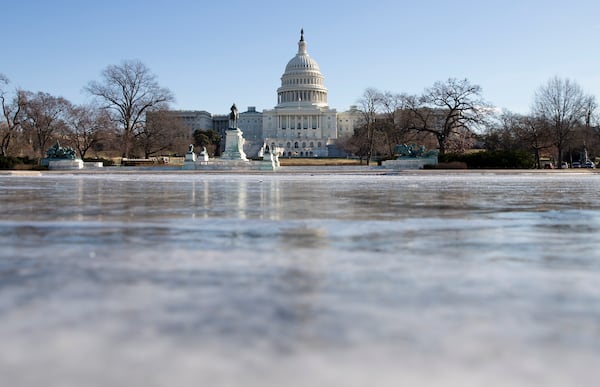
[294,142,299,149]
[286,142,291,148]
[309,142,314,147]
[302,142,306,148]
[317,142,322,148]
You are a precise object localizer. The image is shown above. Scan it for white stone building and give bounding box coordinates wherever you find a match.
[158,30,362,157]
[168,110,213,132]
[262,29,340,157]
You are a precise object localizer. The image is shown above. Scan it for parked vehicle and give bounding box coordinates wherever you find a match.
[560,162,569,169]
[572,162,581,168]
[584,161,595,168]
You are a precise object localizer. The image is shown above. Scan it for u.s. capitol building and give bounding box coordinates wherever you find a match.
[168,30,362,158]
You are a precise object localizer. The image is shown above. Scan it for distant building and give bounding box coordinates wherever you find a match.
[167,110,213,132]
[157,30,362,157]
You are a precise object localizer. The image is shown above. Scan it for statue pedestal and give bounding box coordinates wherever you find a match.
[257,145,280,171]
[184,152,197,162]
[47,159,84,170]
[198,151,209,162]
[220,128,248,161]
[258,152,277,170]
[382,157,438,170]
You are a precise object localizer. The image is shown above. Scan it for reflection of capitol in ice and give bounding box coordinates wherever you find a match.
[188,177,282,220]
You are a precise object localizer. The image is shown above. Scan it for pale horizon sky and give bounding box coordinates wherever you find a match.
[2,0,600,115]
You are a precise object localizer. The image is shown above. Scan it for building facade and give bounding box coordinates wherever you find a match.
[160,30,361,157]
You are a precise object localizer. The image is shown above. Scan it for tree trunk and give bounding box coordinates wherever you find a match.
[437,134,446,155]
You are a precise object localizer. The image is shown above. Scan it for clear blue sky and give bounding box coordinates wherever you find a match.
[2,0,599,115]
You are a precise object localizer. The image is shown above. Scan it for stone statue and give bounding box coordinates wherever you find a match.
[46,141,76,160]
[229,103,239,128]
[394,143,438,159]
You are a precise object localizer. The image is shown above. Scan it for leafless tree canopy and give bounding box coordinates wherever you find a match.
[486,111,553,168]
[85,60,174,158]
[64,104,113,159]
[1,74,26,156]
[351,79,490,161]
[357,88,380,164]
[140,108,190,158]
[21,92,71,158]
[533,76,593,165]
[405,78,491,154]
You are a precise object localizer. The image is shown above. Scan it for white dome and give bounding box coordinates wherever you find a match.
[284,39,321,73]
[277,30,328,108]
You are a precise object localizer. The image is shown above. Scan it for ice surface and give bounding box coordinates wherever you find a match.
[1,172,599,386]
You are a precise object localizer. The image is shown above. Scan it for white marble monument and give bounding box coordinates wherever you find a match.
[257,143,280,171]
[220,103,249,162]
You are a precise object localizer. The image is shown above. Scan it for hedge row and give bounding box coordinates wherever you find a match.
[438,150,535,169]
[0,156,37,169]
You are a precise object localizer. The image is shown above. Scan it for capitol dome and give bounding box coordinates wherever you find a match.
[277,29,328,108]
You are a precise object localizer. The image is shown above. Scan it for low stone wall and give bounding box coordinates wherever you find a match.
[83,162,104,169]
[382,157,437,170]
[48,159,84,170]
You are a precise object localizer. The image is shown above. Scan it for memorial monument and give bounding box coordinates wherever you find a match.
[257,143,280,171]
[182,144,197,170]
[220,103,248,162]
[41,141,84,170]
[198,146,209,162]
[382,143,438,169]
[185,144,197,162]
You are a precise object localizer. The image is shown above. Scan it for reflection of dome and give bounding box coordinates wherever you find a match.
[277,29,328,108]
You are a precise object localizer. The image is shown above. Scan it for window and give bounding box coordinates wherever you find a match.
[294,142,299,149]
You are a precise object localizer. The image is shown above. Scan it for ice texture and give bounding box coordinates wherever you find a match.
[1,172,599,386]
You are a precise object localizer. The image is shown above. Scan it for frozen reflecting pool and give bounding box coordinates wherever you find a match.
[1,171,600,386]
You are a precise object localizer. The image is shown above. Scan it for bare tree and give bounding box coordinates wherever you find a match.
[21,92,71,158]
[378,91,413,157]
[64,104,113,159]
[85,60,174,158]
[405,78,491,154]
[0,74,26,156]
[533,77,593,166]
[139,108,190,158]
[516,115,553,169]
[357,88,381,165]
